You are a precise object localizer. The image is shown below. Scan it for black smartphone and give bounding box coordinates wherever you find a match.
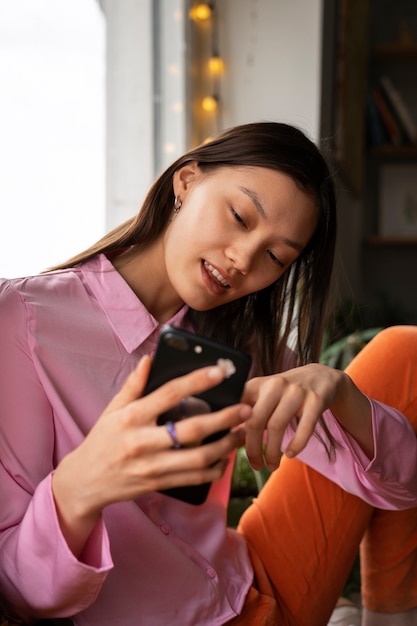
[144,325,252,505]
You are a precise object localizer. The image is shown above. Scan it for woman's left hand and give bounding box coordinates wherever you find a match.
[241,363,373,471]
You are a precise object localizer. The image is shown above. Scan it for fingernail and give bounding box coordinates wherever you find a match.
[207,366,224,380]
[267,462,278,471]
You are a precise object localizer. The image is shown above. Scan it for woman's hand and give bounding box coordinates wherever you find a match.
[52,355,251,558]
[241,363,373,471]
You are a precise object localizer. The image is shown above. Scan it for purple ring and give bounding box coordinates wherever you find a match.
[165,420,181,449]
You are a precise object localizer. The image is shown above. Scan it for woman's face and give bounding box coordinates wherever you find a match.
[164,163,318,312]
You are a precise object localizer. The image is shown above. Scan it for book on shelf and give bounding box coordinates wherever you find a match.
[370,85,403,145]
[379,75,417,144]
[366,90,390,146]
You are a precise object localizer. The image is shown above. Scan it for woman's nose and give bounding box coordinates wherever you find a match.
[226,244,254,275]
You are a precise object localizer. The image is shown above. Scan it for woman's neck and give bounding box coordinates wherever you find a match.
[112,243,185,324]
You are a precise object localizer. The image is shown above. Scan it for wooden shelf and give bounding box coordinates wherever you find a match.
[367,235,417,246]
[373,43,417,61]
[369,144,417,158]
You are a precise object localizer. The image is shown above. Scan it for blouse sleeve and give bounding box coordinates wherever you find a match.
[282,398,417,510]
[0,281,112,621]
[279,343,417,509]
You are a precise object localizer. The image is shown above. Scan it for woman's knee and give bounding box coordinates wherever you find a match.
[345,325,417,416]
[371,325,417,354]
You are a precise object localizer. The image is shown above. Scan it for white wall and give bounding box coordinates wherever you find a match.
[102,0,188,230]
[219,0,323,142]
[101,0,155,231]
[0,0,105,278]
[156,0,187,174]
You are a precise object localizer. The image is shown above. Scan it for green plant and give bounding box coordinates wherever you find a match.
[319,327,383,370]
[231,446,271,496]
[228,446,272,527]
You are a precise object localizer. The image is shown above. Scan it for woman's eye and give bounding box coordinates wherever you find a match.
[267,250,284,268]
[231,208,247,228]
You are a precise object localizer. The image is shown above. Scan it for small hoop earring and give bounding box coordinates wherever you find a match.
[174,196,182,213]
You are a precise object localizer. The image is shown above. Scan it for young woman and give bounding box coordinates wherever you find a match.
[0,122,416,626]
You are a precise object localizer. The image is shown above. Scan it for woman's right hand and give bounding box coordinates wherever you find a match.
[52,355,251,558]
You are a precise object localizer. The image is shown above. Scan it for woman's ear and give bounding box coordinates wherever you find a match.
[173,161,200,198]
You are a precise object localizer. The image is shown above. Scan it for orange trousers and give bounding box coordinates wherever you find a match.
[228,326,417,626]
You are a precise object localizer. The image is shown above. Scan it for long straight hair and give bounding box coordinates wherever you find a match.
[51,122,337,375]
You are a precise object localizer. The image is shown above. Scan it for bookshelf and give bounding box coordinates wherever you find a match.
[366,30,417,240]
[334,0,417,197]
[331,0,417,322]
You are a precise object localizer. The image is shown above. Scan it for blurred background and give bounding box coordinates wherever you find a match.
[1,0,416,332]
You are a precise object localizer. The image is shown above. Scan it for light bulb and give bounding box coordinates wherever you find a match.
[189,4,212,21]
[202,96,218,112]
[208,56,224,75]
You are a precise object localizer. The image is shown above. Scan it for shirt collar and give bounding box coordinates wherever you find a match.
[79,253,189,353]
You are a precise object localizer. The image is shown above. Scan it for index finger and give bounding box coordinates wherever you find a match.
[142,365,227,418]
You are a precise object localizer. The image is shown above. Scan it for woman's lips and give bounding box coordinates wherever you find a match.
[202,261,231,293]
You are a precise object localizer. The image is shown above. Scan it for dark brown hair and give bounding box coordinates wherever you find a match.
[52,122,337,375]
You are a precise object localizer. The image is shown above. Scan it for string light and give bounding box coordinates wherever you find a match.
[189,3,212,21]
[201,95,218,112]
[208,55,224,76]
[189,1,223,143]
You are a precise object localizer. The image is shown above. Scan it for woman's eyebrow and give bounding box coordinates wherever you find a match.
[239,186,266,219]
[239,185,304,252]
